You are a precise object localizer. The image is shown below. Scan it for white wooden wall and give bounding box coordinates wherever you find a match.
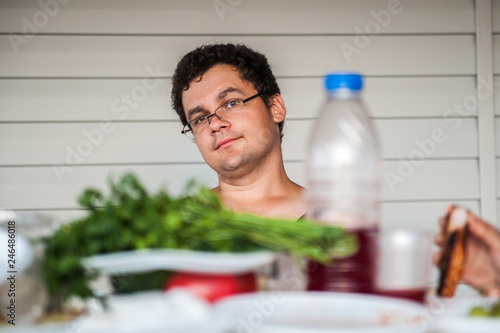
[1,0,499,231]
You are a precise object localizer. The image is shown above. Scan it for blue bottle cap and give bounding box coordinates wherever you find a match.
[324,71,363,91]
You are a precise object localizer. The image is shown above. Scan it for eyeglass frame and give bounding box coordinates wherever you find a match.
[181,92,262,137]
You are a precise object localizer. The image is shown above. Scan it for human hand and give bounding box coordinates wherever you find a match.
[433,206,500,296]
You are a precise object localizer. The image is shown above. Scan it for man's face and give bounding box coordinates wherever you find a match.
[181,64,284,178]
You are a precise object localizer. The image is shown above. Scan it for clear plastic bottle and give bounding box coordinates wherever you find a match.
[305,72,382,293]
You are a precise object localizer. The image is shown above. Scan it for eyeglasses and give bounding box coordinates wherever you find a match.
[181,93,261,138]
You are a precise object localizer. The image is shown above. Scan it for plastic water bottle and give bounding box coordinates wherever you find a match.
[305,72,382,293]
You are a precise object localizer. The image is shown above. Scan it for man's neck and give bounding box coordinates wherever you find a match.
[213,161,306,219]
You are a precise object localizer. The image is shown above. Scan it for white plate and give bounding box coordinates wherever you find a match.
[213,291,427,333]
[428,296,500,333]
[82,249,276,275]
[0,290,231,333]
[75,290,231,333]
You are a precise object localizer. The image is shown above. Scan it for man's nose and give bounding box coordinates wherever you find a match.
[208,112,228,131]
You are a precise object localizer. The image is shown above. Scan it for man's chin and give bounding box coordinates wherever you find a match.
[219,161,243,173]
[217,157,253,175]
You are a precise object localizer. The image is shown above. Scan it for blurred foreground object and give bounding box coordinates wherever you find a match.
[437,206,469,297]
[213,291,427,333]
[306,72,382,293]
[429,296,500,333]
[434,205,500,297]
[375,228,433,303]
[42,173,357,312]
[164,271,256,303]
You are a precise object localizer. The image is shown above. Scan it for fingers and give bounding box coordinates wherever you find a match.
[433,233,444,267]
[438,204,454,229]
[432,251,442,266]
[433,233,445,266]
[433,211,449,267]
[468,214,500,252]
[439,216,445,229]
[434,233,445,246]
[487,288,500,297]
[433,205,455,268]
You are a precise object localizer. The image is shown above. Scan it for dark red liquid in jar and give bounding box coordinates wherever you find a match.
[306,227,378,293]
[375,288,426,304]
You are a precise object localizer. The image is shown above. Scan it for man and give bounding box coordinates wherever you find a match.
[171,43,306,220]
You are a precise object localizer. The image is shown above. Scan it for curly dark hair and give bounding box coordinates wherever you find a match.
[171,43,283,139]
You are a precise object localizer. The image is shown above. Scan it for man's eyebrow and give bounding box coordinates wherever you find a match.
[217,87,244,101]
[186,106,206,121]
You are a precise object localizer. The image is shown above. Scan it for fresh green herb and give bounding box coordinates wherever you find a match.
[43,173,357,308]
[469,300,500,318]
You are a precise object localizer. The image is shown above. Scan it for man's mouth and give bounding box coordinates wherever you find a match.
[216,138,238,149]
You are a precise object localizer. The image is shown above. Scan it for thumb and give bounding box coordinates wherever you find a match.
[487,287,500,297]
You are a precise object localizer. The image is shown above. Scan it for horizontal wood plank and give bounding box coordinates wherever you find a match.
[381,200,480,230]
[492,35,500,73]
[0,118,478,165]
[0,164,218,210]
[0,122,202,165]
[497,201,500,227]
[286,160,480,202]
[0,0,475,34]
[494,158,500,198]
[494,118,500,155]
[0,77,477,122]
[284,76,478,120]
[284,119,478,161]
[493,75,500,115]
[381,159,479,201]
[0,35,476,77]
[492,0,500,33]
[0,160,480,210]
[0,78,174,121]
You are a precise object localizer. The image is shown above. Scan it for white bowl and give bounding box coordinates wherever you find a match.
[213,291,428,333]
[82,249,276,275]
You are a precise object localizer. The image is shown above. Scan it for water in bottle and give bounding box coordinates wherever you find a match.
[305,72,382,293]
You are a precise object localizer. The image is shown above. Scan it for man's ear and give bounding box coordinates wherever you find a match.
[269,94,286,123]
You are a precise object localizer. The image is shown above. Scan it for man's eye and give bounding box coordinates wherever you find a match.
[225,99,242,108]
[193,115,208,126]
